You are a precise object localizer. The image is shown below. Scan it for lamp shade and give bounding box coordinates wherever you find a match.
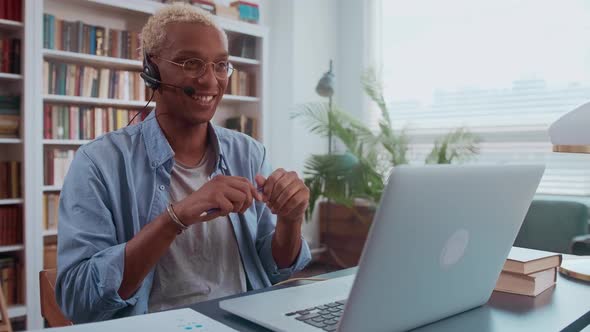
[316,71,335,98]
[549,101,590,153]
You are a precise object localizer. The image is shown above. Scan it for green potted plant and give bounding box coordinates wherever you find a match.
[292,69,481,267]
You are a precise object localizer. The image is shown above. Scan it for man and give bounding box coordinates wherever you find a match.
[56,3,311,323]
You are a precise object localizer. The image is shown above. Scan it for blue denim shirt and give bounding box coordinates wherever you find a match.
[55,111,311,323]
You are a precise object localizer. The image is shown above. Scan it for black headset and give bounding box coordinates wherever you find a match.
[140,51,162,90]
[140,51,196,96]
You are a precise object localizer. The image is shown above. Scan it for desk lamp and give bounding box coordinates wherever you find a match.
[549,102,590,282]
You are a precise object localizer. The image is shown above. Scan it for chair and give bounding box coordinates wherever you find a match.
[0,284,12,332]
[515,200,589,254]
[39,269,72,327]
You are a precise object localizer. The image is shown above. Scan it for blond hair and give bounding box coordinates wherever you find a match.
[141,2,227,56]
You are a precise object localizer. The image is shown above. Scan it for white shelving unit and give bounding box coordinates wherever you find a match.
[43,94,155,108]
[0,72,23,80]
[42,185,62,192]
[43,139,91,146]
[43,49,143,70]
[7,305,27,319]
[0,18,23,30]
[0,199,24,205]
[0,244,24,253]
[17,1,269,329]
[43,229,58,237]
[0,138,22,144]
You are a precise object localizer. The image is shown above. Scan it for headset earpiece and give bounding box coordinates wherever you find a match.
[142,51,161,90]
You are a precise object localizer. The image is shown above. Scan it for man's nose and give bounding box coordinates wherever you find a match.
[196,63,218,88]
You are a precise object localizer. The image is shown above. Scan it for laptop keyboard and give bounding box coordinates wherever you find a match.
[284,300,347,331]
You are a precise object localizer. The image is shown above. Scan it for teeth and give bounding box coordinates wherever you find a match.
[194,95,214,103]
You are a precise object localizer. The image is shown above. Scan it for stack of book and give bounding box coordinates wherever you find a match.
[43,61,146,101]
[495,247,562,297]
[0,256,23,305]
[0,95,20,138]
[230,1,259,24]
[0,0,22,22]
[225,115,257,139]
[0,38,21,74]
[42,192,60,231]
[193,0,216,14]
[227,70,253,96]
[0,161,21,199]
[44,148,75,187]
[43,14,141,60]
[44,105,142,140]
[0,205,23,245]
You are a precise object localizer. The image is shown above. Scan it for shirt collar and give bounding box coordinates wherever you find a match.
[141,110,227,171]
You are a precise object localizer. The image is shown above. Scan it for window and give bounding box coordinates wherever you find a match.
[377,0,590,195]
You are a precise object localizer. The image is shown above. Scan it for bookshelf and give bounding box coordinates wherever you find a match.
[0,138,22,144]
[0,199,23,206]
[14,0,269,329]
[43,94,155,108]
[0,18,23,30]
[43,139,90,146]
[0,245,24,253]
[43,49,143,71]
[0,73,23,80]
[7,304,27,319]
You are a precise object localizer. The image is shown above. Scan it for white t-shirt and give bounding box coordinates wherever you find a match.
[148,148,247,312]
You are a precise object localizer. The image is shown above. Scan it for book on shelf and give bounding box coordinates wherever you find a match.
[230,1,260,24]
[43,61,146,101]
[43,14,140,60]
[0,161,21,199]
[44,242,58,270]
[44,148,76,187]
[225,114,257,139]
[0,38,21,74]
[0,95,20,138]
[502,247,562,275]
[0,205,22,246]
[44,105,144,140]
[42,192,60,232]
[495,267,557,297]
[227,70,254,96]
[229,35,257,59]
[216,4,239,20]
[0,0,22,22]
[0,255,23,305]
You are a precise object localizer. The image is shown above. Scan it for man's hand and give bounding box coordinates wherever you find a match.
[173,175,261,225]
[256,168,310,224]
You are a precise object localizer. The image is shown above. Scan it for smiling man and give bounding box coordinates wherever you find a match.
[55,3,311,323]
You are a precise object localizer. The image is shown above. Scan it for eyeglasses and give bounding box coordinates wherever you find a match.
[154,56,234,79]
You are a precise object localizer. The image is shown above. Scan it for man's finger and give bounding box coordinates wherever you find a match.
[263,168,286,202]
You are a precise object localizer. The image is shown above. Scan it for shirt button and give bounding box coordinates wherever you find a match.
[159,185,165,191]
[152,161,158,167]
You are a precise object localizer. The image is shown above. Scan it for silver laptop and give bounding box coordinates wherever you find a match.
[220,165,545,332]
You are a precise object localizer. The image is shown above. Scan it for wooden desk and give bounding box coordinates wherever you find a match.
[184,261,590,331]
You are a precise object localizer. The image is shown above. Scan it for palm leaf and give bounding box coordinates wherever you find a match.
[425,128,481,164]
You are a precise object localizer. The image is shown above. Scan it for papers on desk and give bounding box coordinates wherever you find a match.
[30,308,237,332]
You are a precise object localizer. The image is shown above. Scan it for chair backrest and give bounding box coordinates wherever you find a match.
[515,199,589,254]
[0,283,12,332]
[39,269,72,327]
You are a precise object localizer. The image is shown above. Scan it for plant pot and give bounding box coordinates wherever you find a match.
[318,200,376,268]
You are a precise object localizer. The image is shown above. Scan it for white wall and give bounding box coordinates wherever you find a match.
[265,0,339,247]
[265,0,338,174]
